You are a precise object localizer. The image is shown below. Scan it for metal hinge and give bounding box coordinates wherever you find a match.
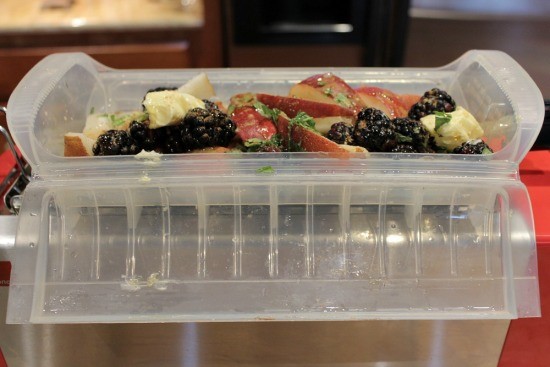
[0,106,31,214]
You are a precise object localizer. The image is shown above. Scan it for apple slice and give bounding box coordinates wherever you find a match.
[290,73,365,112]
[231,106,277,142]
[288,84,336,105]
[256,93,355,135]
[277,114,353,154]
[256,93,354,118]
[356,86,408,119]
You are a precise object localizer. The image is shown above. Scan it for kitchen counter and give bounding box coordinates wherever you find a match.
[0,0,203,33]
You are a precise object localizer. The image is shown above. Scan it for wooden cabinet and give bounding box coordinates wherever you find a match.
[0,0,223,102]
[0,42,192,102]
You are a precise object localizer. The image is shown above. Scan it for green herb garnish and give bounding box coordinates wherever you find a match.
[109,114,126,127]
[288,111,317,131]
[396,132,413,143]
[282,112,318,152]
[136,112,149,122]
[244,135,282,152]
[256,166,275,174]
[253,101,281,122]
[434,111,452,131]
[323,87,333,96]
[317,78,326,87]
[227,104,235,116]
[334,93,353,108]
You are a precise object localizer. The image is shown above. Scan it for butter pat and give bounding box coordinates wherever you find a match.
[143,91,205,129]
[421,106,484,151]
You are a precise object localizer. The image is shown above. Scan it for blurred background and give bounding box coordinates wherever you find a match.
[0,0,549,112]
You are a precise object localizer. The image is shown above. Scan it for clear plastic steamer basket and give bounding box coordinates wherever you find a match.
[5,51,544,323]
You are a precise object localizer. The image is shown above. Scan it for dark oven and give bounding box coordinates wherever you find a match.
[224,0,410,67]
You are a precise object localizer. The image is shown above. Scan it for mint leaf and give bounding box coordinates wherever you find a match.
[244,138,265,148]
[256,166,275,174]
[244,135,282,152]
[253,101,280,122]
[396,132,413,143]
[434,111,452,131]
[334,93,353,108]
[289,111,317,131]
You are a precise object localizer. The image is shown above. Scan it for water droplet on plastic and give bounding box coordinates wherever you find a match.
[284,215,292,227]
[30,212,37,217]
[29,242,35,248]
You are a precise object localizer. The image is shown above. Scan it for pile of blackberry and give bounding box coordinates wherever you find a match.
[150,107,236,154]
[326,108,432,153]
[93,101,236,156]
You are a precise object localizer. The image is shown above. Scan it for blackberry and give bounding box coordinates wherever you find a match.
[452,139,493,154]
[153,124,189,154]
[92,130,141,156]
[182,108,236,149]
[408,88,456,120]
[203,99,219,111]
[428,136,446,153]
[353,108,396,152]
[256,144,282,153]
[146,86,178,94]
[129,120,157,151]
[326,122,354,145]
[392,117,432,152]
[391,144,418,153]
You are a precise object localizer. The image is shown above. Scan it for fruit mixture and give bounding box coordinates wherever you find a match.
[64,72,493,157]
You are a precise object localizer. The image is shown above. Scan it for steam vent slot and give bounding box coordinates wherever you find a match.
[16,181,522,323]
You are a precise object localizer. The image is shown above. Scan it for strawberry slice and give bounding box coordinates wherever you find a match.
[231,106,277,141]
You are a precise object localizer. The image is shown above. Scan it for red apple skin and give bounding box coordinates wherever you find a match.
[231,106,277,141]
[356,86,409,118]
[256,93,355,118]
[276,114,351,154]
[292,73,365,112]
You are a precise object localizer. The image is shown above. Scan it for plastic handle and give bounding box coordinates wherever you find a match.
[461,50,545,162]
[6,53,102,167]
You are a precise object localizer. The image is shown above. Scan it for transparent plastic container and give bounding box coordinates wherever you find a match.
[5,51,544,323]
